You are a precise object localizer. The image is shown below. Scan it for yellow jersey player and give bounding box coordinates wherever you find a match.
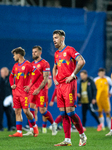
[94,68,112,130]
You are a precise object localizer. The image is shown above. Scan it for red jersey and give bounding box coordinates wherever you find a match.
[31,58,50,89]
[9,60,41,95]
[54,46,80,83]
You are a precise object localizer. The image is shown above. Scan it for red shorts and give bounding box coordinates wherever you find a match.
[29,89,48,108]
[13,93,29,109]
[57,79,77,108]
[36,89,48,108]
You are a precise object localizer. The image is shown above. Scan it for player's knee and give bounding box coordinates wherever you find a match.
[15,109,21,116]
[99,113,103,118]
[66,107,75,113]
[39,107,46,114]
[106,113,110,118]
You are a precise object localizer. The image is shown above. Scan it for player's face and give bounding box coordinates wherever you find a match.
[53,34,63,48]
[13,52,19,62]
[98,71,105,78]
[80,73,88,80]
[0,69,6,78]
[32,48,41,60]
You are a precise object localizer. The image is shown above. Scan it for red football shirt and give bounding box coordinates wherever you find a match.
[9,60,32,95]
[31,58,50,89]
[54,46,80,83]
[9,59,42,94]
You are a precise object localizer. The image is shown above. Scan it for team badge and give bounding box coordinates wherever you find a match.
[56,54,58,58]
[22,66,25,70]
[63,52,66,57]
[33,66,36,68]
[37,64,40,68]
[15,68,17,71]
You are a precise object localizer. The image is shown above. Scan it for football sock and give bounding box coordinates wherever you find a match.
[28,108,35,128]
[42,111,54,124]
[30,108,35,118]
[63,115,71,138]
[106,117,111,129]
[55,115,62,124]
[42,121,47,128]
[29,118,36,127]
[67,111,83,134]
[99,116,105,128]
[111,117,112,130]
[16,121,22,132]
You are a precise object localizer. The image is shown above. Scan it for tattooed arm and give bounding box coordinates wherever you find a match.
[66,55,85,83]
[73,55,85,75]
[33,71,49,95]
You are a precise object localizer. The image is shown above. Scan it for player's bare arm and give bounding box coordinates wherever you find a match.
[53,64,59,85]
[74,55,85,75]
[33,71,49,95]
[48,79,52,89]
[66,55,85,83]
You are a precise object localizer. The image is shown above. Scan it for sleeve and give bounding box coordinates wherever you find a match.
[9,66,15,86]
[43,61,50,72]
[51,88,57,102]
[69,47,80,60]
[29,65,41,87]
[48,71,52,79]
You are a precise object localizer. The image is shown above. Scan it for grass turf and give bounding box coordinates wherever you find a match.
[0,127,112,150]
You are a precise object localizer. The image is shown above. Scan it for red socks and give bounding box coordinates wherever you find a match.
[55,115,62,124]
[43,111,54,124]
[62,115,71,138]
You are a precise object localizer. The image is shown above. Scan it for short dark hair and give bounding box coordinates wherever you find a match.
[98,68,106,72]
[53,30,65,37]
[11,47,25,56]
[32,45,42,51]
[80,70,88,74]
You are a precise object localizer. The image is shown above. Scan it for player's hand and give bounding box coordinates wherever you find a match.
[49,101,54,106]
[24,86,30,92]
[92,99,96,104]
[77,93,81,97]
[66,76,74,83]
[54,79,59,85]
[109,93,111,97]
[11,84,16,89]
[33,89,40,95]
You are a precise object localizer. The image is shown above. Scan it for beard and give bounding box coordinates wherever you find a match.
[32,56,39,60]
[15,58,19,62]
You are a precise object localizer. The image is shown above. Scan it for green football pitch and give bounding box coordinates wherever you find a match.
[0,128,112,150]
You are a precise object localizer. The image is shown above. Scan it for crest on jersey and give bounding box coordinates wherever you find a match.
[33,66,36,68]
[22,66,25,70]
[15,68,17,71]
[37,64,40,68]
[63,52,66,57]
[56,54,58,58]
